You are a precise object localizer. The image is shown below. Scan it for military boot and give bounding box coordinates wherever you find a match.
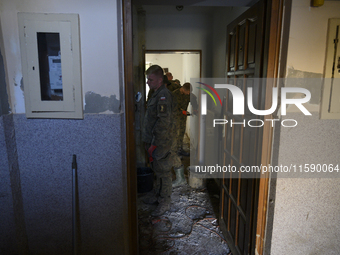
[151,199,170,217]
[172,165,186,187]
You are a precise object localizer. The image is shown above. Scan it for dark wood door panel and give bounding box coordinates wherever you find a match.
[247,18,258,68]
[220,1,266,255]
[228,29,237,71]
[238,22,246,69]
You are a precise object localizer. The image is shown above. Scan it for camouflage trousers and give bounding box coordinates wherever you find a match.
[171,139,182,168]
[176,116,187,149]
[151,152,173,202]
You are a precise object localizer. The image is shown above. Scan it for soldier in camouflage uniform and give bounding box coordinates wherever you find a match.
[172,83,198,155]
[146,75,171,103]
[171,83,198,186]
[142,65,179,216]
[166,72,181,92]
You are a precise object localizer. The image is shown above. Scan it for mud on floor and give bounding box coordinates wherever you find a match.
[138,179,231,255]
[138,135,231,254]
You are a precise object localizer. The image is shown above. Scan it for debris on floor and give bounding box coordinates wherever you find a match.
[138,181,231,255]
[138,134,231,254]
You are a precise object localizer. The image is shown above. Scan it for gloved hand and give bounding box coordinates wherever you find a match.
[182,110,187,115]
[147,145,157,162]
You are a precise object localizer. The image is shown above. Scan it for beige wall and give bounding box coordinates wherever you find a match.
[0,0,121,114]
[270,0,340,254]
[286,0,340,74]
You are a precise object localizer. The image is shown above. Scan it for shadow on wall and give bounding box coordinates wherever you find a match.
[85,91,120,113]
[0,50,10,115]
[285,67,323,105]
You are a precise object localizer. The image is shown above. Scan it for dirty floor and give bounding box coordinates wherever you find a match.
[137,137,231,255]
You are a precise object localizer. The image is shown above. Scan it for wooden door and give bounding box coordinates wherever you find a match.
[219,2,266,255]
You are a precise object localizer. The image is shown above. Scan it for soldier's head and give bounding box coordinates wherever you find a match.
[181,82,192,95]
[146,65,164,91]
[166,72,173,81]
[163,75,171,85]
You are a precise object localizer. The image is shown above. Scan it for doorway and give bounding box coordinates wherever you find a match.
[122,0,287,254]
[145,50,201,136]
[145,50,201,95]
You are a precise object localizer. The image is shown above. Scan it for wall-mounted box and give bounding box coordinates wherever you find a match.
[18,13,83,119]
[320,18,340,119]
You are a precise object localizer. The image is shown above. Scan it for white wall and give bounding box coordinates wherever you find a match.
[0,0,121,114]
[146,53,184,81]
[182,53,200,83]
[145,52,200,83]
[286,0,340,74]
[270,1,340,254]
[182,53,200,137]
[144,6,213,77]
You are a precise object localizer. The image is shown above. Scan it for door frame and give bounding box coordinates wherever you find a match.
[145,49,202,78]
[121,0,291,254]
[256,0,292,254]
[122,0,138,254]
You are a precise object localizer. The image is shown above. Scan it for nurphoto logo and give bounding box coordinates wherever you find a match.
[200,83,311,116]
[197,81,312,128]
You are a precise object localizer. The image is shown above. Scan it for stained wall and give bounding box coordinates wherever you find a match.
[0,0,127,253]
[270,1,340,254]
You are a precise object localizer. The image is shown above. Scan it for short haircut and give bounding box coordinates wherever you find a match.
[182,82,192,92]
[146,65,164,79]
[163,75,171,85]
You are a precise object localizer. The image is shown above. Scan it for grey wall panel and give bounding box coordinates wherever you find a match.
[0,116,18,254]
[13,114,125,255]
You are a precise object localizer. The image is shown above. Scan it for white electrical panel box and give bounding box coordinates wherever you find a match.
[18,13,83,119]
[320,18,340,119]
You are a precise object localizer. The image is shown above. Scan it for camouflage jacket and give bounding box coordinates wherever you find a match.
[142,84,175,160]
[172,88,190,118]
[167,81,181,92]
